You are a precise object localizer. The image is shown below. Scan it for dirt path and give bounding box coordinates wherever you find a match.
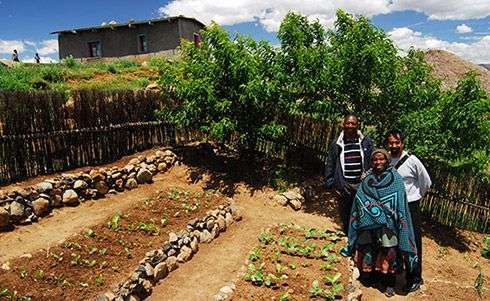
[0,166,190,263]
[148,186,341,301]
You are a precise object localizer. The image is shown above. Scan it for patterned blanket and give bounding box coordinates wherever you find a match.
[346,166,418,270]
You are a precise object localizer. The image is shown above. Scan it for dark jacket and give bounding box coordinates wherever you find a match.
[324,131,373,194]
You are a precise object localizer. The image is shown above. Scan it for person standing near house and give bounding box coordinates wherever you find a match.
[386,130,432,293]
[12,49,20,62]
[324,114,373,234]
[34,53,41,64]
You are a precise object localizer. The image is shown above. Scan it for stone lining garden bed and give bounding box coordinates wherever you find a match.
[0,148,180,231]
[0,185,234,300]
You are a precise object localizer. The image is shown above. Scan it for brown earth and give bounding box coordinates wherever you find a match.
[425,49,490,92]
[0,166,228,300]
[0,147,489,301]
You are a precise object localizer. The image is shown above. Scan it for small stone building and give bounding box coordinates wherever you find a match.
[52,16,205,60]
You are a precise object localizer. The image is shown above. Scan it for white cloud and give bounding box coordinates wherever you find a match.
[159,1,490,32]
[388,27,490,63]
[159,0,391,32]
[0,39,25,54]
[101,20,117,26]
[37,39,58,56]
[391,0,490,20]
[456,24,473,34]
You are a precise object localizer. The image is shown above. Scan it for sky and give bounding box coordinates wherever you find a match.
[0,0,489,64]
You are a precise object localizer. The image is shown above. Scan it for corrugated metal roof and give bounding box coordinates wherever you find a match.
[51,15,205,34]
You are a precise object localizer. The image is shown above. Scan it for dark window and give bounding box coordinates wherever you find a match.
[88,41,102,57]
[138,34,148,53]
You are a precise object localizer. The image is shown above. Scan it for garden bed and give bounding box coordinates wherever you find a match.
[0,185,228,300]
[231,224,349,301]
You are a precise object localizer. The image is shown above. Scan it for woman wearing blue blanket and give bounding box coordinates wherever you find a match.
[341,149,418,297]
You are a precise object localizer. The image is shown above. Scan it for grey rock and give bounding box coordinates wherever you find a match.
[219,285,234,295]
[111,172,122,180]
[217,215,226,231]
[168,232,178,244]
[146,155,157,164]
[125,178,138,190]
[36,181,53,193]
[0,207,9,228]
[225,212,234,228]
[51,195,63,208]
[190,237,199,253]
[177,246,193,263]
[62,189,79,206]
[136,169,153,184]
[153,262,169,281]
[289,199,303,210]
[129,158,140,165]
[73,180,88,190]
[9,201,25,220]
[124,164,135,174]
[282,191,304,201]
[166,256,178,271]
[200,229,213,243]
[157,163,168,172]
[167,249,177,257]
[206,219,215,231]
[90,170,106,182]
[95,181,109,195]
[32,198,50,217]
[274,194,289,206]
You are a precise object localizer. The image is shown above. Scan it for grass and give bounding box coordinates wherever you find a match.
[0,57,164,92]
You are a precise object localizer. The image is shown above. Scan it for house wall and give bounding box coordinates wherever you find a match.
[58,19,192,59]
[178,18,204,43]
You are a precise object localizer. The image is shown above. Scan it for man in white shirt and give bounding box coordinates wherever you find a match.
[386,130,432,293]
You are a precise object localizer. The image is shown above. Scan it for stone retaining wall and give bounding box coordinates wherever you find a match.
[0,149,180,230]
[98,203,242,301]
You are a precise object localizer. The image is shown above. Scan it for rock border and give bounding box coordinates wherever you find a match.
[98,203,243,301]
[273,190,305,211]
[0,149,180,230]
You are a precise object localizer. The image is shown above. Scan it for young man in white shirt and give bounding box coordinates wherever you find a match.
[386,130,432,293]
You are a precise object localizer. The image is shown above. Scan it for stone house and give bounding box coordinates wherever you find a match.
[52,16,205,60]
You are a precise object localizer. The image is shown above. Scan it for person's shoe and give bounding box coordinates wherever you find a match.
[385,286,395,297]
[404,279,423,293]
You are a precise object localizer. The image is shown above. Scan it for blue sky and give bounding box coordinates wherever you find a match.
[0,0,489,63]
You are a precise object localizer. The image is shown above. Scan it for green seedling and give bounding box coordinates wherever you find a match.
[248,248,261,262]
[258,231,274,245]
[63,242,82,250]
[244,263,265,286]
[51,252,64,262]
[279,292,290,301]
[324,272,342,286]
[70,253,82,266]
[265,273,279,287]
[88,246,98,255]
[107,212,121,230]
[289,263,297,270]
[304,228,318,239]
[95,274,105,286]
[99,248,108,256]
[0,289,9,297]
[137,222,160,235]
[309,280,323,297]
[84,229,96,238]
[275,263,287,274]
[19,266,28,279]
[79,282,89,288]
[34,269,45,281]
[474,266,484,296]
[82,259,97,267]
[320,262,333,271]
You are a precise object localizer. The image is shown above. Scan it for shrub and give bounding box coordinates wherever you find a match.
[63,55,79,68]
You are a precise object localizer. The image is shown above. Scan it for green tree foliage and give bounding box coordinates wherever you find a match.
[156,10,489,179]
[157,23,286,149]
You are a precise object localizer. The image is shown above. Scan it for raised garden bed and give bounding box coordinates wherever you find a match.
[230,224,349,301]
[0,186,230,300]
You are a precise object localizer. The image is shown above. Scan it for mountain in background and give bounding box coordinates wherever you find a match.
[425,49,490,92]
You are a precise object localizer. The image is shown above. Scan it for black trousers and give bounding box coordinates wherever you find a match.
[407,200,423,283]
[340,190,356,235]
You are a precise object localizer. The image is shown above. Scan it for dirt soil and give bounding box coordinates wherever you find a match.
[1,147,489,301]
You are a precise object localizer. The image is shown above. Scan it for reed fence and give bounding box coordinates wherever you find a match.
[0,90,488,232]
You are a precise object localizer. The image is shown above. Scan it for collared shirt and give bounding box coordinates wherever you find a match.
[390,151,432,202]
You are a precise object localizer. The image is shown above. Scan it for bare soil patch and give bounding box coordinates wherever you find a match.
[0,180,227,300]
